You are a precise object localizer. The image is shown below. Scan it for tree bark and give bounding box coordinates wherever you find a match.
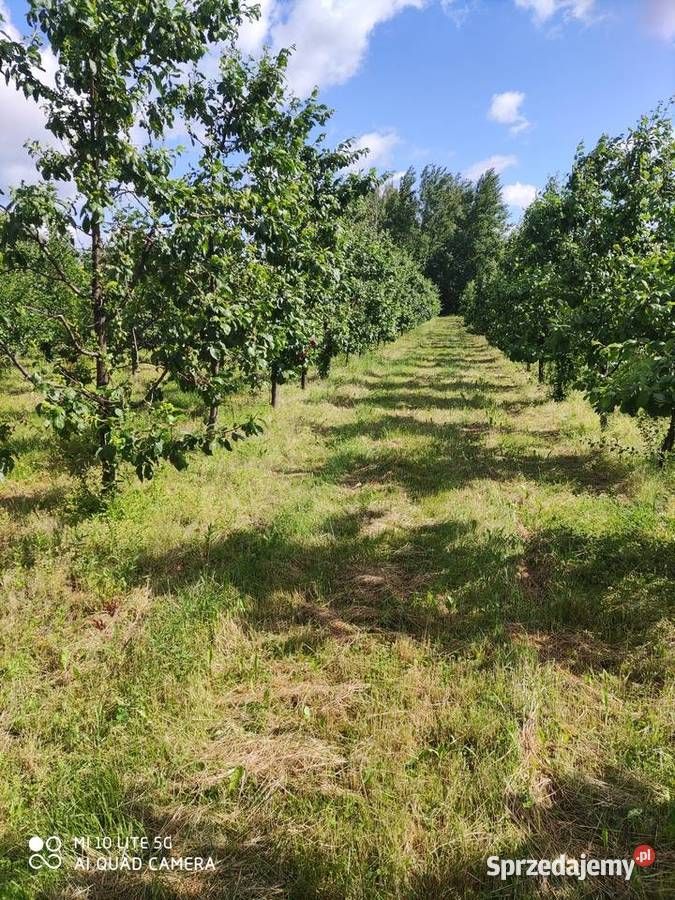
[271,376,279,408]
[659,409,675,468]
[206,359,221,447]
[205,236,220,446]
[538,359,545,384]
[92,218,115,492]
[301,368,307,391]
[90,71,114,493]
[131,328,139,375]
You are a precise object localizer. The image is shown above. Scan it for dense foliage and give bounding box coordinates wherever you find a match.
[317,205,441,375]
[378,106,674,462]
[461,107,675,461]
[377,166,507,313]
[0,1,439,491]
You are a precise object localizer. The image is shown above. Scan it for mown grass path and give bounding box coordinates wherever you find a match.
[1,317,673,898]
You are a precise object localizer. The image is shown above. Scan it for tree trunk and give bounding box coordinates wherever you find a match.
[90,71,114,493]
[301,368,307,391]
[205,236,220,444]
[599,412,608,432]
[206,401,220,447]
[131,328,139,375]
[659,409,675,468]
[92,219,114,493]
[538,359,545,384]
[271,376,279,408]
[92,223,106,388]
[526,362,531,373]
[206,359,221,448]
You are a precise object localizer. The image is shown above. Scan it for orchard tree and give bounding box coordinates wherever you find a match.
[484,179,571,392]
[462,103,674,463]
[140,48,306,435]
[0,231,83,477]
[0,0,261,491]
[262,123,357,407]
[136,42,360,417]
[317,201,440,373]
[565,106,674,456]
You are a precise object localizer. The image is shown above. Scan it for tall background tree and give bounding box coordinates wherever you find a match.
[375,165,508,314]
[379,167,423,262]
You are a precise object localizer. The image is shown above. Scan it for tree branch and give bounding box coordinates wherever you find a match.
[0,341,39,384]
[53,365,107,405]
[34,231,88,300]
[23,304,98,359]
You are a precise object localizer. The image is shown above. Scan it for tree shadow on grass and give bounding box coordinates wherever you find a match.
[55,728,674,899]
[328,374,521,391]
[408,766,674,899]
[0,483,67,518]
[129,495,673,682]
[312,414,634,498]
[324,389,504,412]
[61,800,378,900]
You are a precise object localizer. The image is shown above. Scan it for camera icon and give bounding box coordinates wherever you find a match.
[28,836,63,871]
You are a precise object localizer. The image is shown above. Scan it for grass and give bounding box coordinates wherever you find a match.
[0,316,673,899]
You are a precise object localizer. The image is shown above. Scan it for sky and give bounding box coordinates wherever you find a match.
[1,0,674,215]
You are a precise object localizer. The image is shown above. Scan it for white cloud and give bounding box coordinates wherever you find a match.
[238,0,280,55]
[464,153,518,180]
[349,129,401,171]
[515,0,556,20]
[488,91,530,135]
[644,0,675,41]
[0,2,61,190]
[440,0,478,26]
[514,0,596,24]
[503,181,538,208]
[268,0,427,96]
[0,7,40,186]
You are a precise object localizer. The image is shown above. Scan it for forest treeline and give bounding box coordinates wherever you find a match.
[376,105,675,462]
[0,0,440,492]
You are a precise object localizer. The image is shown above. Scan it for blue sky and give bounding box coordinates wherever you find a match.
[1,0,674,213]
[323,0,674,206]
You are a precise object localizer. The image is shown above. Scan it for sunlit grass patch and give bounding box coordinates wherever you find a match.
[0,317,673,898]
